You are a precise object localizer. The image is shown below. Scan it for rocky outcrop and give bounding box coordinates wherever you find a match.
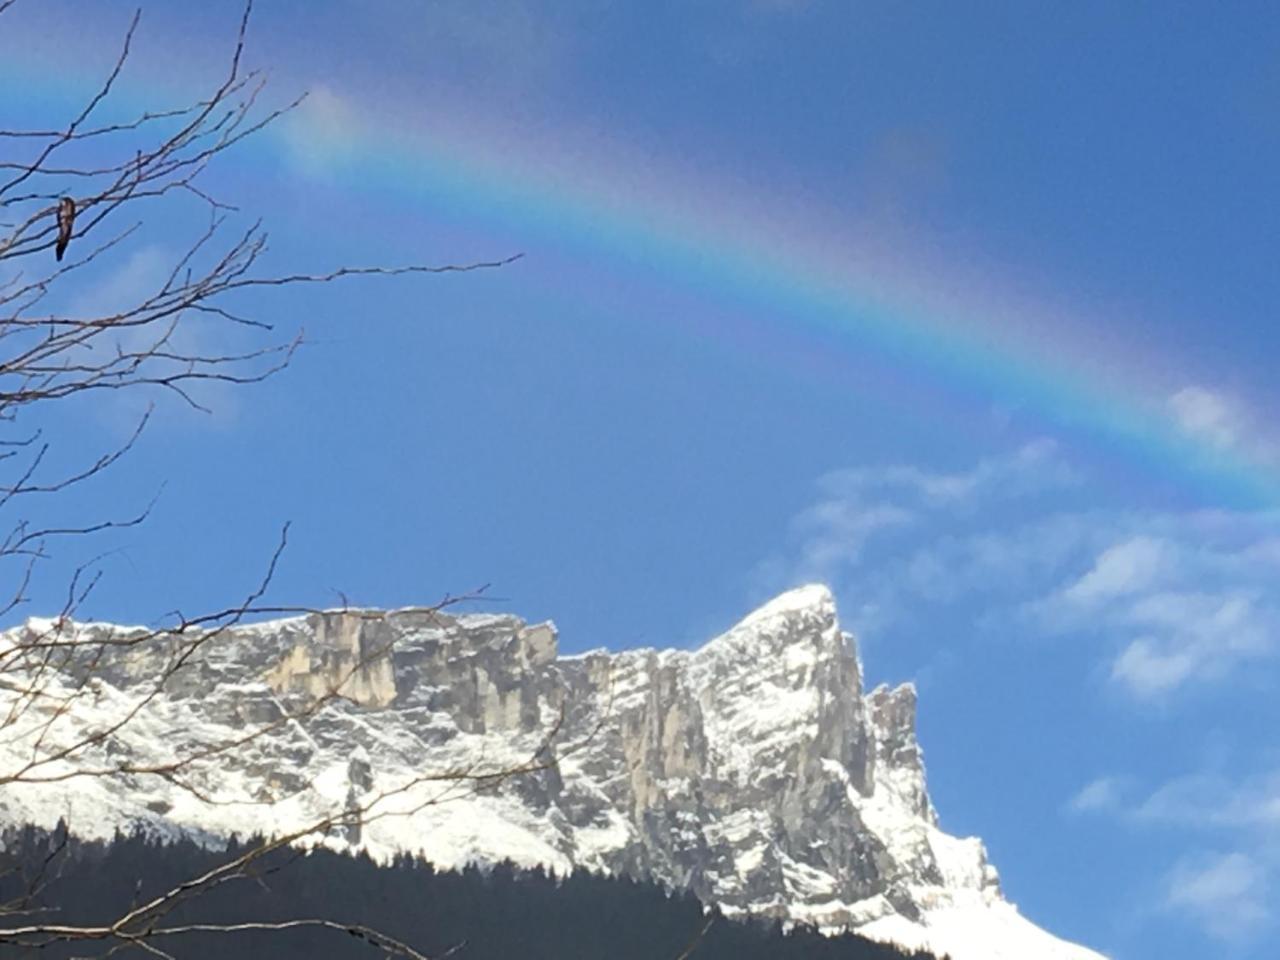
[0,587,1102,960]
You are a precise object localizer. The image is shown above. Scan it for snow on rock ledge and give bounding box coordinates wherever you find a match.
[0,586,1104,960]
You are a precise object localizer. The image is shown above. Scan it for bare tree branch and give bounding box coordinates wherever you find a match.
[0,3,534,958]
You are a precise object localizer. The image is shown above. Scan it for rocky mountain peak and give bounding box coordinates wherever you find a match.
[0,588,1103,960]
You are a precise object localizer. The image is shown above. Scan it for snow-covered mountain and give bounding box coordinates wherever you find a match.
[0,585,1103,960]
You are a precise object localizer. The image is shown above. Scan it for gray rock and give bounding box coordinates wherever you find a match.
[0,586,1100,960]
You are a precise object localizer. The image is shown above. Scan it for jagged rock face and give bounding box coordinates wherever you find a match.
[558,588,926,921]
[0,587,1103,960]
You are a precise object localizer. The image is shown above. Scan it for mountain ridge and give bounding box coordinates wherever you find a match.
[0,585,1103,960]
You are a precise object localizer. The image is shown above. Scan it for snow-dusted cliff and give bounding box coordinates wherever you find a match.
[0,585,1102,960]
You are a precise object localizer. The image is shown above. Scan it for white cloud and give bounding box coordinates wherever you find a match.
[1076,767,1280,941]
[1134,771,1280,831]
[1072,765,1280,841]
[756,441,1076,606]
[791,501,914,580]
[943,508,1279,700]
[1169,386,1245,450]
[60,245,259,430]
[65,246,170,320]
[1028,521,1278,700]
[1061,536,1172,605]
[1167,384,1279,466]
[278,85,364,177]
[1110,638,1198,698]
[816,438,1071,508]
[1108,590,1271,699]
[1067,776,1127,814]
[895,512,1097,605]
[762,445,1280,702]
[1164,852,1271,941]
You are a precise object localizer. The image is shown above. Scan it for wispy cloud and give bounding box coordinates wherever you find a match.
[765,439,1072,587]
[1067,776,1128,814]
[790,501,914,581]
[747,439,1084,650]
[1071,767,1280,942]
[61,245,258,431]
[815,438,1072,508]
[1167,384,1279,466]
[891,511,1096,605]
[1060,536,1172,605]
[278,85,365,177]
[1164,852,1271,942]
[1025,515,1280,700]
[1133,770,1280,831]
[1169,386,1247,450]
[1109,590,1270,698]
[760,443,1279,701]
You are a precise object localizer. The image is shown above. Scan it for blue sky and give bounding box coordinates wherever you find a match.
[3,3,1280,958]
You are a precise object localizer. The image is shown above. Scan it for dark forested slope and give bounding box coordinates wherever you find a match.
[0,825,941,959]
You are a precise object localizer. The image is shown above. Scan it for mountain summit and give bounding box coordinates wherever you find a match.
[0,586,1102,960]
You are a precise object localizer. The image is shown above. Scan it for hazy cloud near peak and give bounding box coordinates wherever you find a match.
[815,438,1071,508]
[789,501,915,581]
[759,440,1074,594]
[760,446,1280,701]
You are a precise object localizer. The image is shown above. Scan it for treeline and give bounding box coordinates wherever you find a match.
[0,823,941,959]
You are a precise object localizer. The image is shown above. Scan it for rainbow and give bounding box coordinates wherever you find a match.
[3,37,1277,509]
